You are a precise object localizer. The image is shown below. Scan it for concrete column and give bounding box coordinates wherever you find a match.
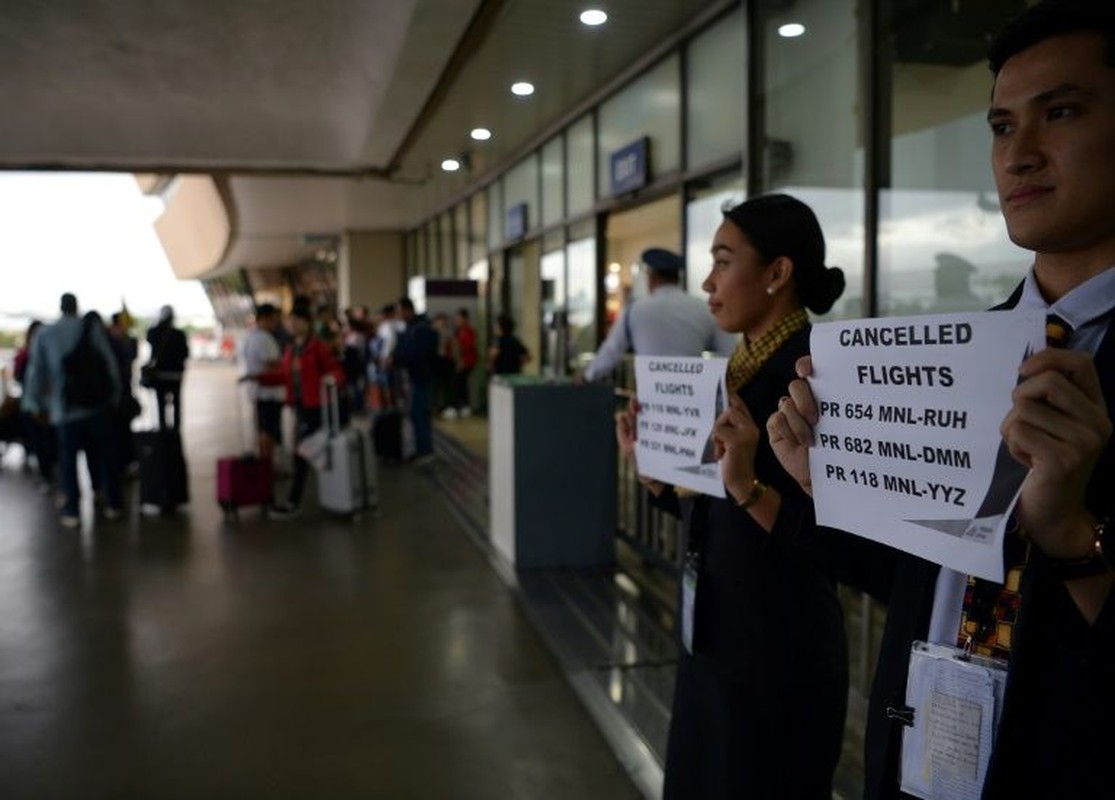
[337,230,405,311]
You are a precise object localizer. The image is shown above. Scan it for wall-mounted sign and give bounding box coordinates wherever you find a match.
[610,137,650,196]
[506,203,529,241]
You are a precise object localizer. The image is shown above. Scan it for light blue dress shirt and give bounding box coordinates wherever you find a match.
[584,285,737,381]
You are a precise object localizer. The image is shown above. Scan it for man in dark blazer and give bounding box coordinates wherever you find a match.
[769,3,1115,797]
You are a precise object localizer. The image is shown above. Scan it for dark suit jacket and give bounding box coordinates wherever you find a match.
[146,322,189,375]
[838,287,1115,800]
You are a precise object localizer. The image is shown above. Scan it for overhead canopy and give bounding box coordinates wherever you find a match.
[0,0,719,276]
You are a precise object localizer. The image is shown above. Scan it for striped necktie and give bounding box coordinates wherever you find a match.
[956,313,1073,658]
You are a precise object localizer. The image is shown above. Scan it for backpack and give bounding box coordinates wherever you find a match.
[63,320,113,410]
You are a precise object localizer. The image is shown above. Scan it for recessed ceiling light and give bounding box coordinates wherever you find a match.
[441,158,461,172]
[778,23,805,38]
[511,81,535,97]
[580,9,607,26]
[470,128,492,141]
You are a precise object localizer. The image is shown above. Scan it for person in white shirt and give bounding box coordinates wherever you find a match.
[240,303,286,462]
[582,248,735,382]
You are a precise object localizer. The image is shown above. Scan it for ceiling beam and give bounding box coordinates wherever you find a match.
[385,0,509,175]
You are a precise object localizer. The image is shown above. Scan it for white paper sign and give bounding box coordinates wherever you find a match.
[634,356,728,497]
[808,310,1046,581]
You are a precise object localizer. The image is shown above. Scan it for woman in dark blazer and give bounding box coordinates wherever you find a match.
[617,194,848,799]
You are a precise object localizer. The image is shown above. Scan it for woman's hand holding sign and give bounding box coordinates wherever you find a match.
[615,395,667,496]
[767,356,819,497]
[714,396,760,497]
[716,395,781,531]
[615,396,640,463]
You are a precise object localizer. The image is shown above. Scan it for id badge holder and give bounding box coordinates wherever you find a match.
[681,552,699,655]
[897,641,1008,800]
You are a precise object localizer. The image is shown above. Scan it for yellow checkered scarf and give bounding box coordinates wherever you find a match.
[725,308,810,393]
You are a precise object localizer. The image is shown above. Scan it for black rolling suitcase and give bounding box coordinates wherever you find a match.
[137,429,189,512]
[372,409,415,461]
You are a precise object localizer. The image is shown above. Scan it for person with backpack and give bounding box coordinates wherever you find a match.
[21,293,122,528]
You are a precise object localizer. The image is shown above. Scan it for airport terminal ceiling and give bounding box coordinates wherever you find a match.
[0,0,719,275]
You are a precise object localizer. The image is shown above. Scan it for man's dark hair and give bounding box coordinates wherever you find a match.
[60,293,78,315]
[381,303,396,315]
[650,269,681,285]
[398,297,416,314]
[458,308,470,319]
[291,294,313,318]
[989,1,1115,76]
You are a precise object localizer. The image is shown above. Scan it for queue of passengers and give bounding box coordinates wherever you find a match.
[4,294,188,527]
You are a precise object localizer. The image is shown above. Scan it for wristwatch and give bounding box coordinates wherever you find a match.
[1047,517,1111,580]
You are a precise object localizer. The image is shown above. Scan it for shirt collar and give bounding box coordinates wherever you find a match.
[1017,264,1115,330]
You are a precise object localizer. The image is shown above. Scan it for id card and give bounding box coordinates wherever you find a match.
[681,554,698,655]
[899,641,1007,800]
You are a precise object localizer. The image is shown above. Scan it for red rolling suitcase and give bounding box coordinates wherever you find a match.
[216,385,275,515]
[217,456,273,513]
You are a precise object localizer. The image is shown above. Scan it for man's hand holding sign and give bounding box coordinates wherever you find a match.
[1003,346,1113,622]
[768,313,1112,620]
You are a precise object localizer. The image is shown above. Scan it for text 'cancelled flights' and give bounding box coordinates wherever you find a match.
[808,310,1046,582]
[634,356,729,498]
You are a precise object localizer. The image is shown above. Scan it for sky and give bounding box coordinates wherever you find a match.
[0,172,214,328]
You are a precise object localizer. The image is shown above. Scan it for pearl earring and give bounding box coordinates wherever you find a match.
[766,286,775,296]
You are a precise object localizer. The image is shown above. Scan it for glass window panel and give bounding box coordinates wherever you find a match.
[487,182,502,250]
[687,8,746,170]
[441,211,455,277]
[685,173,745,297]
[566,235,597,373]
[598,55,681,198]
[541,136,565,228]
[419,224,432,275]
[567,114,595,216]
[759,0,865,320]
[455,203,469,278]
[426,219,441,276]
[404,232,415,277]
[470,191,487,264]
[503,154,540,235]
[880,4,1028,316]
[540,247,567,376]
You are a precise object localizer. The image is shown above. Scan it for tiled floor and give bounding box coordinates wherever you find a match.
[0,362,642,799]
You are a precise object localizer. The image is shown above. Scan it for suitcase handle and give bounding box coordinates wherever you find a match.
[321,376,341,438]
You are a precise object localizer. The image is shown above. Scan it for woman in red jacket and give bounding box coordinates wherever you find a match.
[270,302,345,518]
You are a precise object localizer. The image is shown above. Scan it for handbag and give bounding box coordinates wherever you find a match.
[139,364,158,388]
[122,394,142,420]
[295,429,329,471]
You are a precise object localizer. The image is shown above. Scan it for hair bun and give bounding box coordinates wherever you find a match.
[803,266,845,315]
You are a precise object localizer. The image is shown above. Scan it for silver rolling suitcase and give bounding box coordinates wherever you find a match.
[317,377,378,516]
